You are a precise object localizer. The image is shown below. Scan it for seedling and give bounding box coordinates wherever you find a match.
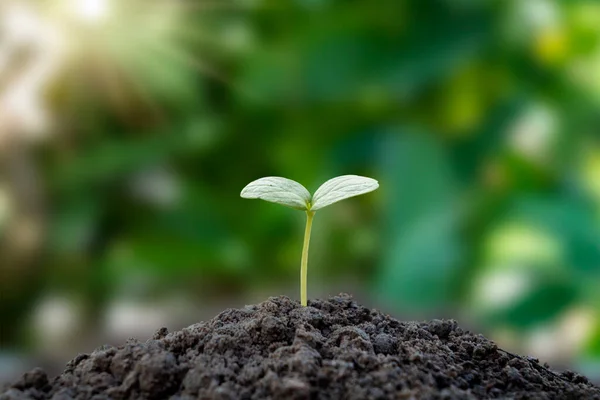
[241,175,379,306]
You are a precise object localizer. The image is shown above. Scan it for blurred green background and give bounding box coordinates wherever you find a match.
[2,0,600,384]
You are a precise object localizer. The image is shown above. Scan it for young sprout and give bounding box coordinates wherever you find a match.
[241,175,379,306]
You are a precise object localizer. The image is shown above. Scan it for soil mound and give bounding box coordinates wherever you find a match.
[2,294,599,399]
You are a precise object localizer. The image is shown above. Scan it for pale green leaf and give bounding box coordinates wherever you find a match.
[311,175,378,211]
[241,177,311,210]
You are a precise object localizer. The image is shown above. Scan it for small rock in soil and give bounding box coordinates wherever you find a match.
[2,294,599,399]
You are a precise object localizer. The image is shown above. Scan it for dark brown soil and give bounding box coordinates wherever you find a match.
[2,294,599,399]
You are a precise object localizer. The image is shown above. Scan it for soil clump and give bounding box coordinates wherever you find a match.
[2,294,599,399]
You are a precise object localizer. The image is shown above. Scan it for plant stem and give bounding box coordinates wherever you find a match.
[301,210,315,306]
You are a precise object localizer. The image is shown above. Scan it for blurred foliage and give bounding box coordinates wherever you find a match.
[2,0,600,374]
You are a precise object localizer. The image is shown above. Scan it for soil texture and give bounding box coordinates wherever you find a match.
[2,294,599,399]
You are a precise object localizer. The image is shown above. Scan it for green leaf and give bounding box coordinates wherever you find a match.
[241,177,311,210]
[489,277,579,329]
[311,175,379,211]
[374,132,461,311]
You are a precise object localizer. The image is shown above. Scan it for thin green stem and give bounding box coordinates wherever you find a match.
[301,210,315,306]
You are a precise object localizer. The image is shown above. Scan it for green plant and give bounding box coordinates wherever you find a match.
[241,175,379,306]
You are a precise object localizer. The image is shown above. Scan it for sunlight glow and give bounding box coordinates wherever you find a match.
[0,2,64,142]
[0,0,237,143]
[69,0,110,24]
